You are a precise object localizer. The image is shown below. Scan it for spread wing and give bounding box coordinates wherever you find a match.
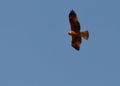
[69,10,81,32]
[69,10,82,50]
[72,36,81,50]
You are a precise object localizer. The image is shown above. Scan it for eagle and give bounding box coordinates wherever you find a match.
[68,10,89,50]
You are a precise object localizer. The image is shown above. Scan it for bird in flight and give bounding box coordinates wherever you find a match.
[68,10,89,51]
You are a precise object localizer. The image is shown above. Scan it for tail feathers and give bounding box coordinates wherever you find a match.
[80,30,89,40]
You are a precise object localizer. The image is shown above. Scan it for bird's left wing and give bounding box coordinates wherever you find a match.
[69,10,81,32]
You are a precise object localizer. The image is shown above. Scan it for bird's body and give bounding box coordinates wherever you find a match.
[68,10,89,50]
[68,31,80,37]
[68,30,89,40]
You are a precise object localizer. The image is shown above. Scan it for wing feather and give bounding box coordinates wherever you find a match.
[69,10,81,32]
[72,36,81,50]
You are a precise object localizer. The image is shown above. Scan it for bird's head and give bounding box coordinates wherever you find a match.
[68,31,76,36]
[68,31,72,35]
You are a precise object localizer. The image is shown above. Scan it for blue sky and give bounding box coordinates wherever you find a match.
[0,0,120,86]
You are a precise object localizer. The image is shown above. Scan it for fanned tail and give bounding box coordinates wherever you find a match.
[80,30,89,40]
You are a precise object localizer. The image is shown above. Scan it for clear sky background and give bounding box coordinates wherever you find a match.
[0,0,120,86]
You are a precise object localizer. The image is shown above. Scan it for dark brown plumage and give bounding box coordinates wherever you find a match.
[68,10,89,50]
